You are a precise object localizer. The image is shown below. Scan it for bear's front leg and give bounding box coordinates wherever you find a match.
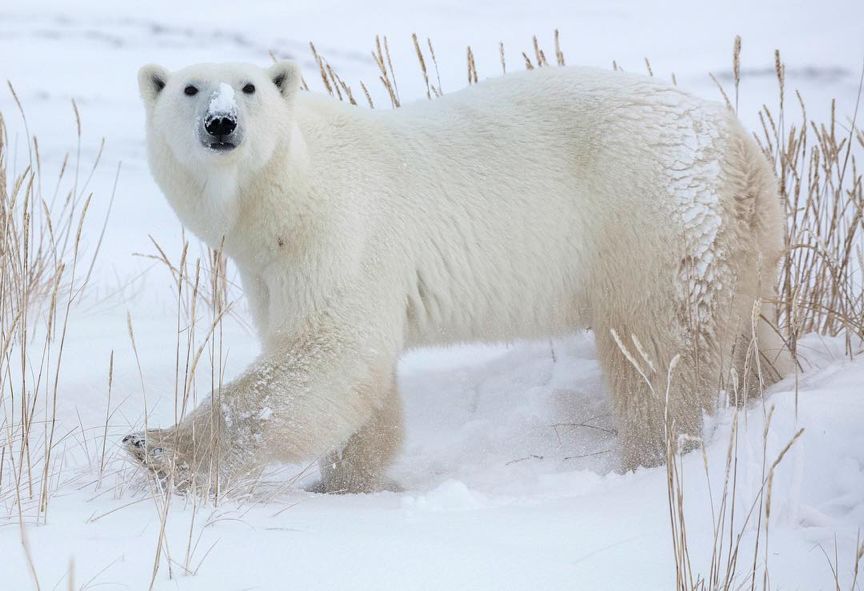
[124,299,404,495]
[123,397,259,493]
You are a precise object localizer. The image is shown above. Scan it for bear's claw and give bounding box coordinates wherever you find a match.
[122,432,164,464]
[122,433,145,448]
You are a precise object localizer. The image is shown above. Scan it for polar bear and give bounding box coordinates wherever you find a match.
[125,60,788,493]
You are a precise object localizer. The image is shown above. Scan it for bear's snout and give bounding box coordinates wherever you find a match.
[194,83,244,152]
[205,115,237,138]
[201,112,241,152]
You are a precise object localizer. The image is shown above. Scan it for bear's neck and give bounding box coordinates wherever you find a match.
[225,114,368,285]
[220,130,318,269]
[158,130,306,258]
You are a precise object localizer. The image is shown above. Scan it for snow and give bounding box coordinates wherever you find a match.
[1,0,863,589]
[209,81,236,114]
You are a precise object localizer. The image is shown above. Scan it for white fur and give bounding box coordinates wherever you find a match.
[130,61,787,492]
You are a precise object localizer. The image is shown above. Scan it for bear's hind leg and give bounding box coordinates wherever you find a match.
[595,324,710,472]
[310,375,404,494]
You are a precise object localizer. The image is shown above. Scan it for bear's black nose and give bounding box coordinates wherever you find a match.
[205,116,237,137]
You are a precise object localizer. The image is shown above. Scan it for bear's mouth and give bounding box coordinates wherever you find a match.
[208,140,237,152]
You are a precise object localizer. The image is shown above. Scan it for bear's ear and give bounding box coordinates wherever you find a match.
[138,64,170,106]
[268,61,300,100]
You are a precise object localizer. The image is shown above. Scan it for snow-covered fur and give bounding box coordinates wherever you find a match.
[127,60,788,492]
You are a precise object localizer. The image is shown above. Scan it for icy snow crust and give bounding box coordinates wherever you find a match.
[1,0,863,589]
[660,93,727,326]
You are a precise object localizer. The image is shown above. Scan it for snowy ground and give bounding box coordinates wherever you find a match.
[1,0,863,589]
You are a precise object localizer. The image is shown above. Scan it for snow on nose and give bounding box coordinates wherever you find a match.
[208,82,237,117]
[204,82,238,139]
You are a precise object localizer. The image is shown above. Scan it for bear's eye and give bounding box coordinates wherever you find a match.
[242,83,256,95]
[184,85,198,96]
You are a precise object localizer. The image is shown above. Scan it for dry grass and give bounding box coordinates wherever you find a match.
[0,88,118,591]
[0,90,113,527]
[765,64,864,357]
[128,236,234,588]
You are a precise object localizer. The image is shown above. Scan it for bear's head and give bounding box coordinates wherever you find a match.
[138,60,300,177]
[137,61,301,243]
